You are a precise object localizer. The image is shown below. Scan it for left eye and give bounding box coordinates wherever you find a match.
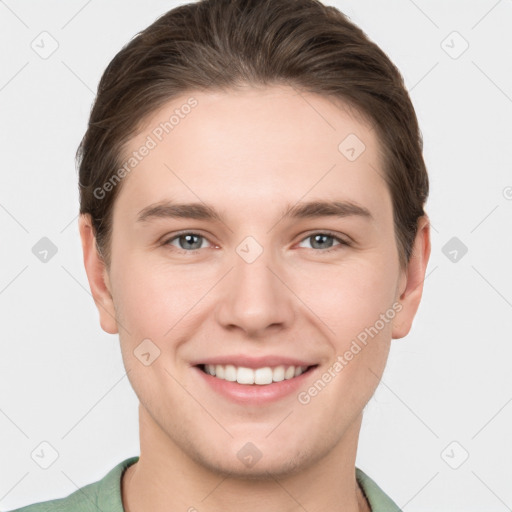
[297,232,348,252]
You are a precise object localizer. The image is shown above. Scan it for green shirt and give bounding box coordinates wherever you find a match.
[7,457,402,512]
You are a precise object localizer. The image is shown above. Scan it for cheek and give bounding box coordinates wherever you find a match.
[295,265,396,419]
[111,254,209,338]
[295,256,399,339]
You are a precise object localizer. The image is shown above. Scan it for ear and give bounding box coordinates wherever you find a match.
[392,215,431,340]
[78,214,118,335]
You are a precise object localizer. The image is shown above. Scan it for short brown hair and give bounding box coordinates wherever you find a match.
[77,0,429,271]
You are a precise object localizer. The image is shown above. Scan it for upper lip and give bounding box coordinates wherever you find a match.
[192,355,318,369]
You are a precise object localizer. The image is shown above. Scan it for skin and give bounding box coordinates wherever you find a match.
[79,85,430,512]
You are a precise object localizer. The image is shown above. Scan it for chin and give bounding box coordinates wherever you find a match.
[190,440,318,480]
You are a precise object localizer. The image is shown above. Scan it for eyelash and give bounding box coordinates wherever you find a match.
[161,230,351,255]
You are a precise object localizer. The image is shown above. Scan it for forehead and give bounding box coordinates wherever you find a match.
[114,85,389,222]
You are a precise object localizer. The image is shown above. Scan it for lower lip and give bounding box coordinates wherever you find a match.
[194,366,318,405]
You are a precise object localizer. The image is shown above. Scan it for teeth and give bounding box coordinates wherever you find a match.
[203,364,309,385]
[224,364,237,382]
[285,366,295,379]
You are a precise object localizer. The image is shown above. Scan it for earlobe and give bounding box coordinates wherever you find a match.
[391,215,431,340]
[78,214,119,335]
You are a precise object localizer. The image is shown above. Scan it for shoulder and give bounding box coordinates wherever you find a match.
[356,466,403,512]
[6,456,139,512]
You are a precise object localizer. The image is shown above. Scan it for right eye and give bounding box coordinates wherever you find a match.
[162,232,214,253]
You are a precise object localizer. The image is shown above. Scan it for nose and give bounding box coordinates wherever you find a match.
[215,245,295,338]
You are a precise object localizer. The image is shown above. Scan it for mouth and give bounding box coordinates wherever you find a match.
[196,363,318,386]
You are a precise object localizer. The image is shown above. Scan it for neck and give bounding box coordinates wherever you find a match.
[122,405,371,512]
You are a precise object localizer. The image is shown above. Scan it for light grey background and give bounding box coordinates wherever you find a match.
[0,1,511,510]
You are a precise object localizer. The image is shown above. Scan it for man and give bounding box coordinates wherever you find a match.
[10,0,430,510]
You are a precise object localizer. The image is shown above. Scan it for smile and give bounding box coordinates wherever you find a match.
[199,363,314,385]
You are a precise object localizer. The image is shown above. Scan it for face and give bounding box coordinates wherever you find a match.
[81,85,429,477]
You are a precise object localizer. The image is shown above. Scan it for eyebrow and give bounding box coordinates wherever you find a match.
[136,199,374,224]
